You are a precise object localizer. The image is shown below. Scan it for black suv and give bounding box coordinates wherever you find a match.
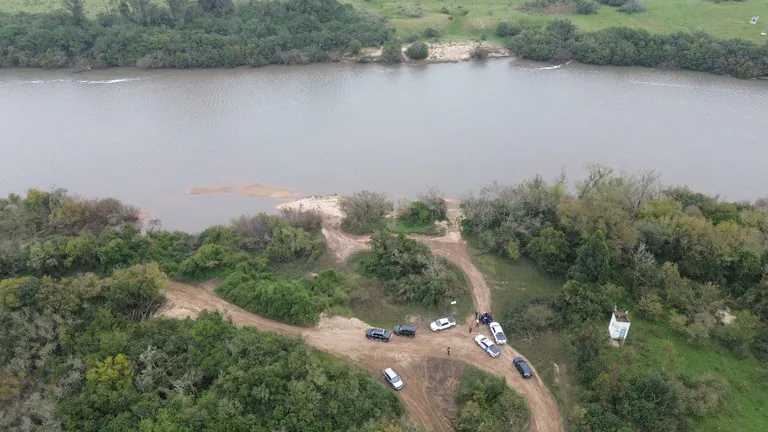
[394,324,416,337]
[513,357,533,379]
[365,328,392,342]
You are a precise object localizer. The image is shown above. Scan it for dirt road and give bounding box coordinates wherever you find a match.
[162,197,563,432]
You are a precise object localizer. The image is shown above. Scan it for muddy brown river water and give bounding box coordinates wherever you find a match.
[2,60,767,231]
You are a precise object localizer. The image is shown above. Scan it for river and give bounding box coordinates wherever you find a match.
[1,60,767,231]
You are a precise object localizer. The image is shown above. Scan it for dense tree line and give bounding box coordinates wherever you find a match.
[0,188,325,280]
[454,366,529,432]
[0,0,391,69]
[506,20,768,78]
[462,165,768,430]
[0,187,407,431]
[359,231,466,307]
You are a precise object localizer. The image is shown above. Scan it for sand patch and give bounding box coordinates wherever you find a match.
[349,42,509,64]
[188,183,296,199]
[277,195,345,221]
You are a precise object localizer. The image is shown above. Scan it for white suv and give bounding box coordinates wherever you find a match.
[489,322,507,345]
[382,368,404,390]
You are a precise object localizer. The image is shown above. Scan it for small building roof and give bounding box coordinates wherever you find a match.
[613,310,631,323]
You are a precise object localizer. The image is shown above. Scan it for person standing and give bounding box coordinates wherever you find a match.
[469,326,472,334]
[447,346,451,356]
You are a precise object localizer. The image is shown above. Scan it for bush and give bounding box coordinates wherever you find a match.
[423,27,441,39]
[340,191,393,233]
[279,207,322,233]
[496,22,521,37]
[347,39,363,55]
[399,7,423,18]
[618,0,645,13]
[470,45,489,59]
[456,367,529,432]
[506,240,521,261]
[359,231,466,306]
[406,42,429,60]
[599,0,626,5]
[575,0,599,14]
[381,41,403,63]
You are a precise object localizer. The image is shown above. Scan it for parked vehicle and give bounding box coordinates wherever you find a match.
[382,368,404,390]
[474,335,502,358]
[365,328,392,342]
[430,316,456,332]
[394,324,416,337]
[477,311,493,325]
[513,356,533,378]
[489,321,507,345]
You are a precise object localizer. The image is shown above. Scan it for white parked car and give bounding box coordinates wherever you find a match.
[382,368,404,390]
[475,335,501,358]
[489,321,507,345]
[430,316,457,331]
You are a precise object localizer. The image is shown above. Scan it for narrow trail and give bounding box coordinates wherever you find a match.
[161,197,563,432]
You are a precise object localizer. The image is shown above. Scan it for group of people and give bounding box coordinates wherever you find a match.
[446,310,493,356]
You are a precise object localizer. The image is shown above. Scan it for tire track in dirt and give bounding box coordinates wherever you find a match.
[161,196,563,432]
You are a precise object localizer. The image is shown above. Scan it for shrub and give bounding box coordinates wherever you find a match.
[399,7,423,18]
[470,45,489,60]
[496,22,521,37]
[506,240,521,261]
[340,191,393,233]
[406,42,429,60]
[423,27,441,39]
[347,39,363,55]
[279,207,322,233]
[575,0,599,14]
[618,0,645,13]
[381,41,403,63]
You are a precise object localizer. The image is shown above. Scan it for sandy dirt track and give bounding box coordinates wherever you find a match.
[161,197,563,432]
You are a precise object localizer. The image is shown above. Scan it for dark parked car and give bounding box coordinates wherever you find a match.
[365,328,392,342]
[513,356,533,379]
[394,324,416,337]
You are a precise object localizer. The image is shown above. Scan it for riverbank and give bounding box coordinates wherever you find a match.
[353,42,510,64]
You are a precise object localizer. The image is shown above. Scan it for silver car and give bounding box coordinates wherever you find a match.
[382,368,404,390]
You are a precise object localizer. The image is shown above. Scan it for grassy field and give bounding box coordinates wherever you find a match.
[469,244,768,431]
[346,0,768,42]
[2,0,766,42]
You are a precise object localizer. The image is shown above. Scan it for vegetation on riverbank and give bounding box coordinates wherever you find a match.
[0,0,390,68]
[455,366,529,432]
[462,167,768,431]
[507,19,768,78]
[0,188,407,431]
[340,189,447,235]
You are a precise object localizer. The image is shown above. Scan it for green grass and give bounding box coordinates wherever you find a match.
[469,242,768,431]
[345,0,768,43]
[627,319,768,431]
[386,219,442,236]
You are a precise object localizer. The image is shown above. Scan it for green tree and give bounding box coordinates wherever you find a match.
[557,280,621,326]
[62,0,85,25]
[527,227,570,276]
[382,41,402,63]
[570,230,612,284]
[347,39,363,55]
[103,263,167,321]
[405,42,429,60]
